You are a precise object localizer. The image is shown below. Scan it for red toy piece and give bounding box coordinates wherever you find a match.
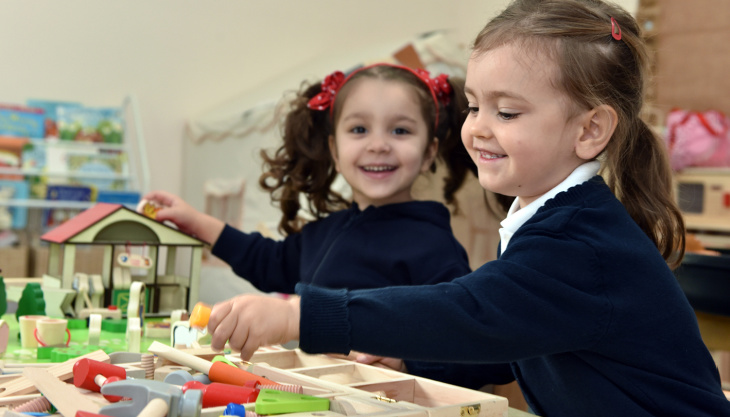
[182,380,259,408]
[73,358,127,402]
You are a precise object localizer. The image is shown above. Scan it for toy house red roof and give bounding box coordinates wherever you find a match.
[41,203,124,244]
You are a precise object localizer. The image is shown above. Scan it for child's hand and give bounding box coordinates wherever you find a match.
[140,190,224,244]
[207,294,301,360]
[354,353,407,373]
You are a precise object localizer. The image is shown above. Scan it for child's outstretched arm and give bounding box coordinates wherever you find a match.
[141,190,225,245]
[207,294,301,359]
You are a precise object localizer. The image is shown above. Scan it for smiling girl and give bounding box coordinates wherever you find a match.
[203,1,730,416]
[142,64,482,293]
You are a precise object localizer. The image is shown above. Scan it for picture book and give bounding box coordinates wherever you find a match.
[0,104,45,139]
[57,106,124,143]
[26,99,82,138]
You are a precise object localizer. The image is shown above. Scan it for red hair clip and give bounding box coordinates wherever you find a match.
[610,17,622,41]
[307,63,451,128]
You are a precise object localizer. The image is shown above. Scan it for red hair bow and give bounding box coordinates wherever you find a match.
[307,71,346,111]
[420,72,452,105]
[307,64,452,127]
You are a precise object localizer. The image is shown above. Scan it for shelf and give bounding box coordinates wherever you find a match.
[0,166,132,180]
[0,199,94,209]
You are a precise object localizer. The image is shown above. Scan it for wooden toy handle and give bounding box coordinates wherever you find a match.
[137,398,168,417]
[147,341,214,374]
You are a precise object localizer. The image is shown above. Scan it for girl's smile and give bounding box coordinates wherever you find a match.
[331,78,437,209]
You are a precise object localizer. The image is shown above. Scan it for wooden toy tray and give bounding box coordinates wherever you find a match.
[234,347,509,417]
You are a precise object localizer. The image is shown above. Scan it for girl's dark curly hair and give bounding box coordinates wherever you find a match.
[259,64,480,235]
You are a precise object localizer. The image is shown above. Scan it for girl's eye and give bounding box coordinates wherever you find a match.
[350,126,367,134]
[498,111,519,120]
[393,127,411,135]
[467,106,479,115]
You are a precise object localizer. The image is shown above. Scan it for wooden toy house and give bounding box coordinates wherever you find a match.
[40,203,205,315]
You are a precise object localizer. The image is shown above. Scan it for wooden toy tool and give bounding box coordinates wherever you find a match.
[22,367,103,417]
[73,358,127,402]
[147,341,278,386]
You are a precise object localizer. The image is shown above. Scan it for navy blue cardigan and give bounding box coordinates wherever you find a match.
[297,177,730,417]
[211,200,471,292]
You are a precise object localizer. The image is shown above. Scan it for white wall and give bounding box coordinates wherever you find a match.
[0,0,636,229]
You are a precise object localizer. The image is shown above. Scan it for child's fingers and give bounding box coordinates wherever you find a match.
[239,337,260,361]
[142,190,176,206]
[208,301,233,351]
[227,318,251,356]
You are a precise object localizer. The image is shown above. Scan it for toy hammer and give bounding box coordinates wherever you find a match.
[100,379,202,417]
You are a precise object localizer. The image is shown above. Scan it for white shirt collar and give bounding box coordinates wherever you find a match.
[498,161,601,254]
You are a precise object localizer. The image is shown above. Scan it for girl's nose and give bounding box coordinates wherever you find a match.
[461,113,494,139]
[468,115,492,140]
[366,135,391,152]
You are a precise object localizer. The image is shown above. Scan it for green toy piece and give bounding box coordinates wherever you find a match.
[15,282,46,322]
[211,355,236,367]
[101,319,127,333]
[255,389,330,415]
[0,274,7,317]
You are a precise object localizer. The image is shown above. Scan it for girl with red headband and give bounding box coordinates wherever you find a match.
[142,63,490,291]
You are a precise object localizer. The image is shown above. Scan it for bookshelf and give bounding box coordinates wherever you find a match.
[0,95,149,211]
[0,96,149,277]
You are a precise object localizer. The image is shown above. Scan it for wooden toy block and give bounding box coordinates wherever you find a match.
[0,349,110,398]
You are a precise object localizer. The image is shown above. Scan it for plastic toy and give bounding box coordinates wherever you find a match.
[254,388,330,415]
[0,274,7,316]
[181,380,259,408]
[15,283,45,322]
[99,379,202,417]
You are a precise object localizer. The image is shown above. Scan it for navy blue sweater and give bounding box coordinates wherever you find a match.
[211,200,471,293]
[297,177,730,417]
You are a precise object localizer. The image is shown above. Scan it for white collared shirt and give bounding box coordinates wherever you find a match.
[498,161,601,254]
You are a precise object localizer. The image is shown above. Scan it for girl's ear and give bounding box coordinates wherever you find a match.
[576,104,617,160]
[421,137,439,173]
[329,135,341,172]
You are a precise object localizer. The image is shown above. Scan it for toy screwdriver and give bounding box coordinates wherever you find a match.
[148,341,278,386]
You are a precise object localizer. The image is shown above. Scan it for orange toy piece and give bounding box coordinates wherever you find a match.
[147,341,279,386]
[189,302,211,330]
[136,199,162,220]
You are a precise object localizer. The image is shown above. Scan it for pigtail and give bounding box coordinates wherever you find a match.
[259,82,349,236]
[604,118,685,269]
[436,76,470,213]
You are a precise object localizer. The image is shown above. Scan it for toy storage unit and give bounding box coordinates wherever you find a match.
[198,347,510,417]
